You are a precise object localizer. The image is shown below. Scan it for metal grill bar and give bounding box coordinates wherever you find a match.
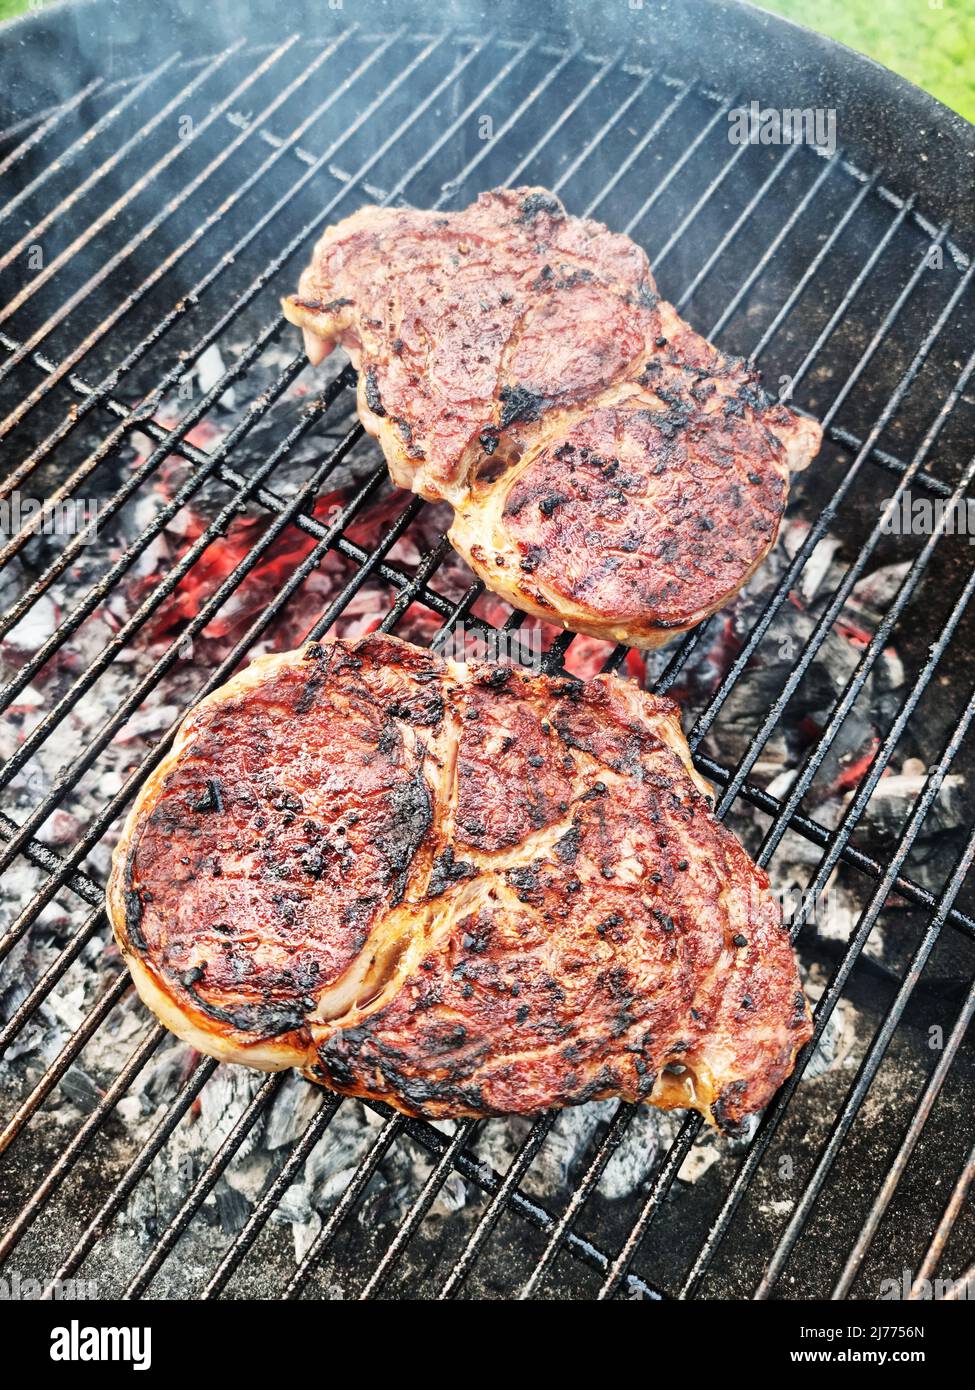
[0,907,104,1047]
[0,39,258,393]
[282,1114,407,1300]
[518,1102,636,1299]
[695,757,975,939]
[2,39,646,837]
[506,196,975,1298]
[755,449,975,866]
[117,67,723,1283]
[498,220,974,1307]
[0,25,418,513]
[623,97,734,238]
[376,1101,663,1298]
[0,367,351,880]
[358,1119,479,1300]
[124,1072,287,1299]
[0,59,193,282]
[0,77,102,179]
[832,976,975,1297]
[501,49,622,188]
[42,1056,220,1299]
[0,35,639,1289]
[709,244,971,812]
[0,64,177,229]
[0,973,130,1156]
[597,1117,701,1299]
[0,341,311,706]
[747,167,882,360]
[614,609,975,1296]
[677,140,804,309]
[0,1025,165,1264]
[200,1093,344,1300]
[0,31,348,458]
[680,685,975,1300]
[0,31,562,865]
[781,198,921,415]
[0,36,314,443]
[671,219,954,733]
[549,56,652,193]
[755,814,975,1296]
[908,1142,975,1299]
[439,1114,558,1299]
[706,147,843,340]
[652,130,757,270]
[583,83,692,218]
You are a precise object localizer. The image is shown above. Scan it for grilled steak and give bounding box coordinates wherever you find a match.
[282,188,822,647]
[108,634,812,1131]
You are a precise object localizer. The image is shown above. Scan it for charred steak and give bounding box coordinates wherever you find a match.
[108,634,812,1131]
[282,188,822,648]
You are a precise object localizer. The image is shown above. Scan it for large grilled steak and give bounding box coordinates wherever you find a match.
[282,188,822,648]
[108,634,812,1132]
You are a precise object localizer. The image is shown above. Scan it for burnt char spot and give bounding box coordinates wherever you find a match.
[381,767,433,905]
[295,670,326,715]
[364,368,386,417]
[506,863,541,897]
[427,846,476,899]
[479,428,500,454]
[386,691,445,727]
[191,779,224,814]
[292,295,353,313]
[580,781,608,801]
[552,267,594,291]
[517,191,565,223]
[638,281,659,309]
[539,492,569,518]
[498,384,547,429]
[314,1043,359,1091]
[711,1079,749,1135]
[181,970,307,1037]
[476,665,510,690]
[124,887,147,952]
[554,824,581,864]
[790,990,810,1028]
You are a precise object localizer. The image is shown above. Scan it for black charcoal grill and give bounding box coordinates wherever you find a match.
[0,0,974,1302]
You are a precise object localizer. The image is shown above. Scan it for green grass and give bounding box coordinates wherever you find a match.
[753,1,974,121]
[0,0,972,122]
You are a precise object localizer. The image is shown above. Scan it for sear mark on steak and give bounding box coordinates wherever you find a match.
[282,187,822,649]
[108,634,812,1132]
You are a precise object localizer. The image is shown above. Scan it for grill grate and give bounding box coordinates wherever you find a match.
[1,26,974,1301]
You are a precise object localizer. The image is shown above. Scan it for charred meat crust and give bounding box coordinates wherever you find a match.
[281,187,822,648]
[108,634,812,1131]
